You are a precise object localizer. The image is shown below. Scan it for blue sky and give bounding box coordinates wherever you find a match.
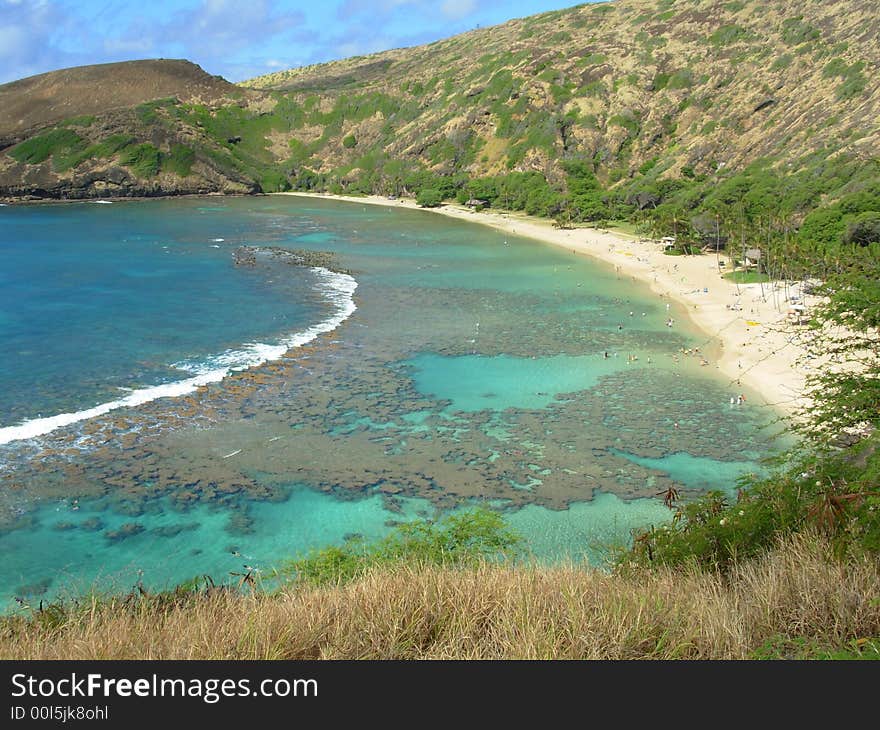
[0,0,592,84]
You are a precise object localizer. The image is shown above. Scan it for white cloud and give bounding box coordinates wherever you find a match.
[0,25,28,57]
[103,37,156,55]
[0,1,77,82]
[173,0,305,54]
[336,38,393,58]
[440,0,476,21]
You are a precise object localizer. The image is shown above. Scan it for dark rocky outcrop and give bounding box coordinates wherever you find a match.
[233,245,352,275]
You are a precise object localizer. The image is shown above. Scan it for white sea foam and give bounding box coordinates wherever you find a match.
[90,200,114,204]
[0,267,357,446]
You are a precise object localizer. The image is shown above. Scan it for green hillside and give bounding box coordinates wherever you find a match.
[247,0,878,192]
[1,0,877,258]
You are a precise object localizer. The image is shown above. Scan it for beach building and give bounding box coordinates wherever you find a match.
[743,248,762,269]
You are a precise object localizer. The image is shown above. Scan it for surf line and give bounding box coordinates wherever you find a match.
[0,267,357,446]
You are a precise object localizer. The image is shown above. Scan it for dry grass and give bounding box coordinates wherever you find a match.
[2,535,878,659]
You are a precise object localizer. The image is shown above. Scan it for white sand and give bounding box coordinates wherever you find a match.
[278,192,815,419]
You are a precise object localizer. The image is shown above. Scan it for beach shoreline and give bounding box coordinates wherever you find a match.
[277,191,813,420]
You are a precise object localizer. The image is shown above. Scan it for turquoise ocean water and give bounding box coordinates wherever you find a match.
[0,197,779,607]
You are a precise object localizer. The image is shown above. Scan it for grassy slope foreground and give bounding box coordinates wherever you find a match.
[2,527,878,660]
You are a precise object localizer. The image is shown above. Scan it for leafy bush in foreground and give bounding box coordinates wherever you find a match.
[624,438,880,572]
[281,508,522,586]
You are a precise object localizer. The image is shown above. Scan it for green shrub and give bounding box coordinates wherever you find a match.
[822,57,844,77]
[700,120,718,135]
[625,433,880,573]
[342,134,357,149]
[59,115,96,127]
[836,64,867,100]
[652,72,671,90]
[417,188,443,207]
[608,113,640,136]
[578,80,608,97]
[843,212,880,246]
[89,134,137,158]
[10,129,85,165]
[135,98,177,125]
[161,144,196,177]
[781,16,820,46]
[54,134,136,172]
[281,509,521,586]
[709,24,748,47]
[770,54,793,71]
[576,53,608,67]
[550,84,572,103]
[257,169,290,192]
[638,157,658,174]
[119,143,161,178]
[666,69,694,89]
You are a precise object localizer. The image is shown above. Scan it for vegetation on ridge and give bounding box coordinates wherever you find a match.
[2,0,878,211]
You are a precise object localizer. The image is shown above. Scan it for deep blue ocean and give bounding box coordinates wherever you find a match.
[0,200,343,439]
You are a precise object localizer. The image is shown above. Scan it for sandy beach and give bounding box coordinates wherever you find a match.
[278,191,814,420]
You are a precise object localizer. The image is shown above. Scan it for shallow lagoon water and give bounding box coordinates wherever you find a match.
[408,353,633,411]
[0,197,780,607]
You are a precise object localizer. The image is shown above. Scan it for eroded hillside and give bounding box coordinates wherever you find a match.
[246,0,879,189]
[0,0,877,207]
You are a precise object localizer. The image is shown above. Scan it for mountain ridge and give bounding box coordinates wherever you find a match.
[0,59,240,145]
[243,0,878,186]
[0,0,877,222]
